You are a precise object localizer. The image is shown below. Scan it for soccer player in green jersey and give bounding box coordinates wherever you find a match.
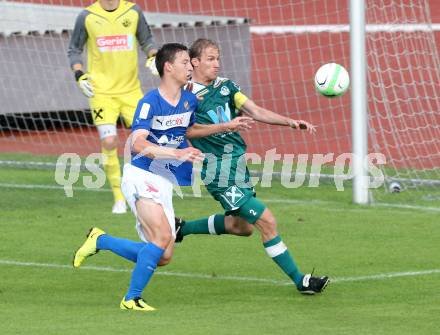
[181,38,329,295]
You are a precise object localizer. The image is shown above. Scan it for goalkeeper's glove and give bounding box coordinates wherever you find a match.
[74,70,94,98]
[146,56,159,76]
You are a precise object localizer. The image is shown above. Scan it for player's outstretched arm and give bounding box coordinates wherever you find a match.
[239,99,316,134]
[186,116,254,139]
[131,129,204,163]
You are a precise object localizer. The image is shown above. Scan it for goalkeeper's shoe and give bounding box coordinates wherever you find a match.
[298,274,329,295]
[112,200,127,214]
[72,227,105,268]
[174,217,186,243]
[120,297,156,311]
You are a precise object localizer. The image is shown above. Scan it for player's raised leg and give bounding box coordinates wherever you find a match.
[175,214,253,242]
[177,195,329,295]
[250,204,329,295]
[73,228,148,266]
[73,227,106,268]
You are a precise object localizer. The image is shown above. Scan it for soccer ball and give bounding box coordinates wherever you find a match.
[314,63,350,97]
[388,181,402,193]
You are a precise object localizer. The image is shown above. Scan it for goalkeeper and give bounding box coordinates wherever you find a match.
[67,0,158,214]
[180,38,329,295]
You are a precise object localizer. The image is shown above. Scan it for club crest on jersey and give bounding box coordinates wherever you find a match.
[220,86,230,96]
[184,101,189,110]
[122,18,131,27]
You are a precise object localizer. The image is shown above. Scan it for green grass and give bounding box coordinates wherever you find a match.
[0,157,439,334]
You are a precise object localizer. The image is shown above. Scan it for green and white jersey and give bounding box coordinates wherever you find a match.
[188,77,255,210]
[188,77,248,158]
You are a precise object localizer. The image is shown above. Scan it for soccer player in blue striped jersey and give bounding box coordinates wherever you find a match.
[72,43,253,311]
[178,38,329,295]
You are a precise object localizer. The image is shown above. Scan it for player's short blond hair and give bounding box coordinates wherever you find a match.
[189,38,220,59]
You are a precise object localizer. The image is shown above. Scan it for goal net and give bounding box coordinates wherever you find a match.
[1,0,439,206]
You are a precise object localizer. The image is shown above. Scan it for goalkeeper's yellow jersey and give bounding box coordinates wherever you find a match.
[68,1,156,96]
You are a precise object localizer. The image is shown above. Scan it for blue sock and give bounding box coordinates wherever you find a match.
[125,242,164,301]
[263,235,304,288]
[97,234,146,263]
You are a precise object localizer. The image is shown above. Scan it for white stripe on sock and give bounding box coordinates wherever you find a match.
[265,241,287,258]
[207,215,217,235]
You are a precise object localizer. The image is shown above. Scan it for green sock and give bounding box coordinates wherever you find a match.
[182,214,226,236]
[263,235,304,288]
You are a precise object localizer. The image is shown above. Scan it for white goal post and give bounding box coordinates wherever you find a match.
[351,0,369,204]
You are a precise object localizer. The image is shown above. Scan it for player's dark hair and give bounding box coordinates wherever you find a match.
[155,43,188,77]
[189,38,220,60]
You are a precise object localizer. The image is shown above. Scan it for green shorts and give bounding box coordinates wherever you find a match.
[234,196,266,224]
[204,158,265,224]
[213,185,266,224]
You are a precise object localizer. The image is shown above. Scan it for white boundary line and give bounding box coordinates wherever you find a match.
[1,181,440,212]
[0,182,109,192]
[0,259,439,285]
[373,202,440,212]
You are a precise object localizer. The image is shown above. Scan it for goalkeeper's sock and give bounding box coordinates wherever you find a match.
[263,235,304,288]
[97,234,146,262]
[181,214,226,236]
[125,242,164,301]
[102,148,125,203]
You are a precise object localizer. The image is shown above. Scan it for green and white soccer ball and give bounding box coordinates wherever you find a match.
[314,63,350,97]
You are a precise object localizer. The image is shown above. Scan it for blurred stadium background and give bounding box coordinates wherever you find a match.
[2,0,440,204]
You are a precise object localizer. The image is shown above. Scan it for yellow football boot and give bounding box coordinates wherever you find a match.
[72,227,105,268]
[120,297,156,311]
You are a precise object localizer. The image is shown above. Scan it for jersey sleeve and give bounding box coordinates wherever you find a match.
[234,92,249,110]
[133,4,157,56]
[188,95,198,127]
[67,10,89,68]
[189,110,195,127]
[228,80,249,110]
[131,98,154,132]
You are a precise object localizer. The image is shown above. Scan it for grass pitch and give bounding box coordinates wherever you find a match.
[0,155,439,335]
